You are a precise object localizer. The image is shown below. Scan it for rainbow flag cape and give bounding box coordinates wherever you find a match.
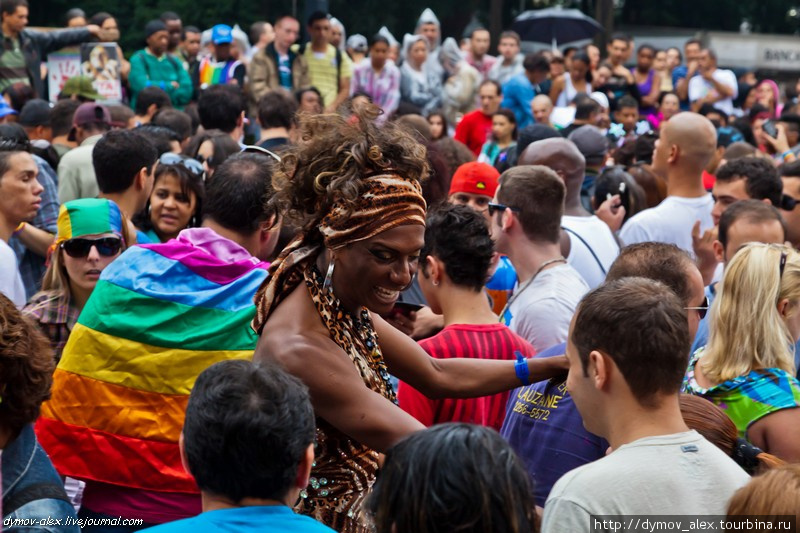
[36,229,269,494]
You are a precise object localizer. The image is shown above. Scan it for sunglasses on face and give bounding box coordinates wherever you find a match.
[159,153,205,179]
[685,295,709,320]
[487,202,521,217]
[61,237,122,258]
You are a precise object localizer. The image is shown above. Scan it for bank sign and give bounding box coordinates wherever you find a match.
[707,32,800,71]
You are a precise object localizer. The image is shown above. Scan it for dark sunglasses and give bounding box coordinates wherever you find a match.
[194,154,213,167]
[159,153,205,179]
[487,202,521,217]
[685,295,709,320]
[61,237,122,258]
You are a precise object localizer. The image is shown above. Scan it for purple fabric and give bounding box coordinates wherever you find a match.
[500,343,608,506]
[141,227,268,285]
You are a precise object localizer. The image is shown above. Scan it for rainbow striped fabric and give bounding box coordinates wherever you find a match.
[36,228,269,494]
[198,57,241,88]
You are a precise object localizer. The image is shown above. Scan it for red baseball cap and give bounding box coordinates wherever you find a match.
[448,162,500,198]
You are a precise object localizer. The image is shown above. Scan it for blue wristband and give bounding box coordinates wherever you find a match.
[514,350,530,385]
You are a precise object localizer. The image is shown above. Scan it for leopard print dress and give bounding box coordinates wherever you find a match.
[294,265,397,533]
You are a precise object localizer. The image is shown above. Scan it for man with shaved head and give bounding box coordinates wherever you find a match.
[619,112,716,255]
[518,137,619,288]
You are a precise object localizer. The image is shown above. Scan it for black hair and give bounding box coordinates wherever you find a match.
[134,159,205,232]
[135,86,172,116]
[182,25,200,39]
[135,124,180,156]
[93,129,157,194]
[637,43,656,56]
[183,360,314,503]
[731,117,757,147]
[633,131,658,164]
[203,153,277,233]
[523,52,549,73]
[2,82,34,112]
[159,11,180,22]
[781,159,800,178]
[421,204,494,292]
[50,99,81,137]
[0,0,27,16]
[699,103,728,122]
[370,34,390,48]
[307,10,328,27]
[198,85,244,134]
[574,94,599,120]
[88,11,113,26]
[295,86,322,105]
[152,108,192,142]
[593,166,646,223]
[716,156,783,207]
[183,129,240,171]
[479,79,502,96]
[617,95,638,111]
[63,7,85,24]
[258,91,297,130]
[610,32,630,45]
[366,423,537,533]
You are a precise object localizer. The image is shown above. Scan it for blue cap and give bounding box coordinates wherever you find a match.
[0,99,18,119]
[211,24,233,45]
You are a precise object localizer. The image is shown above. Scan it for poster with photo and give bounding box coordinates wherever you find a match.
[46,47,80,103]
[80,42,123,102]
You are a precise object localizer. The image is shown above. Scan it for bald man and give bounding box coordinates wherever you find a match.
[519,138,619,288]
[531,94,553,126]
[619,112,716,255]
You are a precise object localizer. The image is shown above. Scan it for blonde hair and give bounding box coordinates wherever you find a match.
[701,243,800,383]
[726,464,800,519]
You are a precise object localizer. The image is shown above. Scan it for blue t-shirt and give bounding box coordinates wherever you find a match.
[141,505,335,533]
[278,54,292,89]
[500,343,608,507]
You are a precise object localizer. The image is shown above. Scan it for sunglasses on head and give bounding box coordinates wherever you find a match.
[159,153,205,179]
[685,295,709,320]
[487,202,521,217]
[61,237,122,258]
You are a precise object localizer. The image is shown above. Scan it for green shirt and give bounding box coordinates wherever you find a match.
[0,34,28,92]
[129,48,193,110]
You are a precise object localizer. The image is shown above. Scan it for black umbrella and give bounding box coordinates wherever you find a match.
[512,7,603,47]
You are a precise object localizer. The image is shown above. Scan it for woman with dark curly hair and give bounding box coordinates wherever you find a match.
[252,108,566,533]
[366,423,538,533]
[0,293,80,530]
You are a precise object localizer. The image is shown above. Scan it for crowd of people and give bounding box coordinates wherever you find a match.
[1,0,800,531]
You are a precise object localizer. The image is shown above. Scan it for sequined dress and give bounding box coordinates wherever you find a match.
[296,266,397,533]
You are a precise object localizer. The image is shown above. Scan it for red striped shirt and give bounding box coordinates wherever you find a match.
[397,323,536,430]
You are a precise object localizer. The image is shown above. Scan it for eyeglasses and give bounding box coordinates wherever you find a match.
[159,153,205,179]
[61,237,122,258]
[241,145,281,162]
[685,295,709,320]
[487,202,521,217]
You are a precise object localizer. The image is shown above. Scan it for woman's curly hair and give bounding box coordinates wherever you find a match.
[0,294,55,437]
[269,106,430,240]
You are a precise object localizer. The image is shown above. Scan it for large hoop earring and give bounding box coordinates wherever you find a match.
[323,259,335,292]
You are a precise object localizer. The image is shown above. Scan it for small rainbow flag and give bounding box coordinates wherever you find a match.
[198,57,241,88]
[36,231,269,493]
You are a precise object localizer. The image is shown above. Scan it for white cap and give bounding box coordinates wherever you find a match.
[590,91,610,110]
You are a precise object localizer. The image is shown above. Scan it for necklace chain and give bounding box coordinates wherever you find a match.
[498,256,567,321]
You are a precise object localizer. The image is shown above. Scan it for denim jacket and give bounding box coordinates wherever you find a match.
[2,424,80,532]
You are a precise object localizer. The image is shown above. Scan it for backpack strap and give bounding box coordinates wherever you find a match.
[3,482,71,518]
[335,47,342,90]
[562,226,607,276]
